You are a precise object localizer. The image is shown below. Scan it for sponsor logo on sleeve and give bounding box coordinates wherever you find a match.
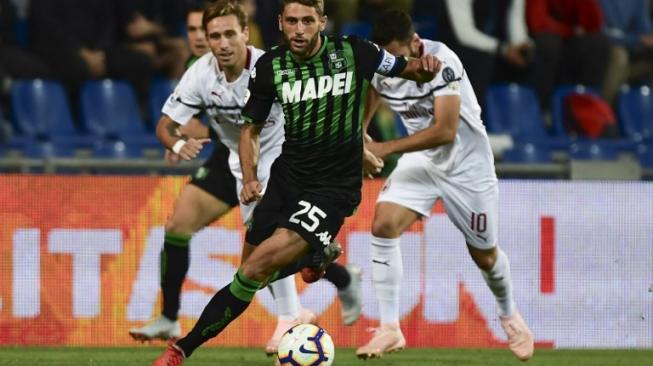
[442,67,456,83]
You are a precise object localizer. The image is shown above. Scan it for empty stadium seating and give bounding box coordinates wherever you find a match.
[569,142,618,161]
[485,83,569,149]
[3,75,652,175]
[618,85,652,143]
[10,79,89,146]
[149,78,178,128]
[502,143,553,163]
[80,79,156,145]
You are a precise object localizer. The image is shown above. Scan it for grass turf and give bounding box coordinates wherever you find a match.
[0,347,651,366]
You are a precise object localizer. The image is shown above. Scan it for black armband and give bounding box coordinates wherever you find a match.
[389,55,408,76]
[377,49,408,77]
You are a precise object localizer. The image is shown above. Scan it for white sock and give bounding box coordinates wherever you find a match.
[371,235,403,325]
[269,275,300,321]
[481,248,515,317]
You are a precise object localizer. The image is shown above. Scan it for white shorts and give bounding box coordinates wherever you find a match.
[378,152,499,249]
[231,147,279,225]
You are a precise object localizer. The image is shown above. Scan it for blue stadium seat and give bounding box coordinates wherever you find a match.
[23,141,77,159]
[80,79,156,145]
[340,22,372,38]
[93,140,146,159]
[638,149,653,168]
[149,78,178,128]
[618,85,653,143]
[0,137,30,158]
[635,144,653,167]
[485,83,569,148]
[569,142,618,161]
[502,143,552,163]
[14,18,29,48]
[10,79,88,145]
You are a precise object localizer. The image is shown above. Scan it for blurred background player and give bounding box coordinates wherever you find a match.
[185,1,209,68]
[356,9,534,361]
[128,2,322,355]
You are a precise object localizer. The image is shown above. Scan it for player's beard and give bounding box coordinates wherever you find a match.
[286,32,321,59]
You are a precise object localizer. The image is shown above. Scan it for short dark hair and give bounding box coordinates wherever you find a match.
[202,0,248,31]
[282,0,324,16]
[186,1,210,15]
[372,9,415,46]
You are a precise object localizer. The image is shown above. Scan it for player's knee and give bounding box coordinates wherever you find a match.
[469,246,497,271]
[371,216,401,238]
[165,215,194,235]
[240,260,271,283]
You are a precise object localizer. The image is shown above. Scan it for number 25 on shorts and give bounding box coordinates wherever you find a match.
[289,200,327,233]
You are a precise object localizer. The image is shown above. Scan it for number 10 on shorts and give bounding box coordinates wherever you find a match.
[470,212,487,233]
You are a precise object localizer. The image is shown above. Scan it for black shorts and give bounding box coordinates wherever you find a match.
[245,161,357,253]
[189,142,239,208]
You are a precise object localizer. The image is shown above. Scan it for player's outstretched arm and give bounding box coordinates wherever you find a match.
[155,114,210,161]
[367,95,461,160]
[239,122,263,204]
[399,54,441,84]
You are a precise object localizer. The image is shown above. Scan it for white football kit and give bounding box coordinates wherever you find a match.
[371,40,498,249]
[162,47,285,222]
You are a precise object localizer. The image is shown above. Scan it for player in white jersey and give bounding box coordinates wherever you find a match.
[356,9,534,361]
[129,1,323,355]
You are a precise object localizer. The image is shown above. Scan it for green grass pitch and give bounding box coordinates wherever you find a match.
[0,347,652,366]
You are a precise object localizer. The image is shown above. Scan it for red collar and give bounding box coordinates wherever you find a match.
[245,47,252,70]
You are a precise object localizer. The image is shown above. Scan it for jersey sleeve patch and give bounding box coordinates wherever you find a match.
[442,67,456,83]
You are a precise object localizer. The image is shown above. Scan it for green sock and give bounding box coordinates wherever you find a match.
[176,268,262,357]
[161,232,191,321]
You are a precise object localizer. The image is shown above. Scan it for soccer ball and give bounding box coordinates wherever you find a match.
[277,324,334,366]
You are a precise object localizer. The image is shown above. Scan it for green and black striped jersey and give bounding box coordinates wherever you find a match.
[242,35,405,201]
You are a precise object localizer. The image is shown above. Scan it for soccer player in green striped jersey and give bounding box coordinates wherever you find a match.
[152,1,439,364]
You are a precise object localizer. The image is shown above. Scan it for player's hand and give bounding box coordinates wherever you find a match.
[363,134,383,177]
[418,54,441,82]
[164,150,181,165]
[363,149,384,178]
[366,140,391,161]
[240,180,263,205]
[178,138,211,161]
